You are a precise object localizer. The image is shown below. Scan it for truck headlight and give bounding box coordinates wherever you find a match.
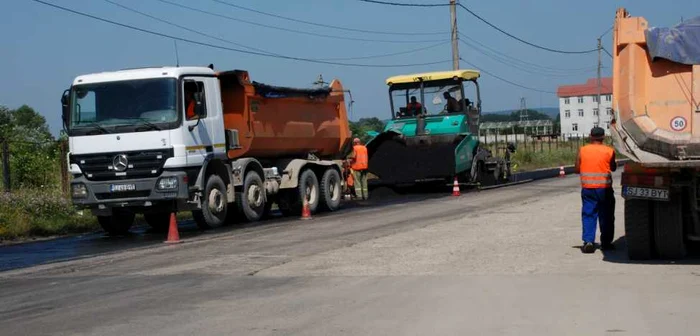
[157,177,179,191]
[72,183,88,198]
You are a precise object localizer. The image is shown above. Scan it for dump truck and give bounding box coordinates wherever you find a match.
[61,65,351,234]
[366,70,512,188]
[611,8,700,259]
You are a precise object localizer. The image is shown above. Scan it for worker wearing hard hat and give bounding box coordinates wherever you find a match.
[347,138,369,200]
[574,126,617,254]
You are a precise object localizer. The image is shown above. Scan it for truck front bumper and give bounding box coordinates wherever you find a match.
[70,171,191,215]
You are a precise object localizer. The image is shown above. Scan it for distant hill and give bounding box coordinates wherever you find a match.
[484,107,559,120]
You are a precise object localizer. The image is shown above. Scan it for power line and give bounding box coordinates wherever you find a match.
[355,0,450,7]
[602,47,613,58]
[157,0,444,44]
[212,0,447,36]
[105,0,449,61]
[460,58,609,95]
[458,33,597,73]
[457,3,598,54]
[460,58,557,94]
[31,0,451,68]
[459,40,598,78]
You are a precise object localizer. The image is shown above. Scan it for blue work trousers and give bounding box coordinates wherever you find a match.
[581,187,615,244]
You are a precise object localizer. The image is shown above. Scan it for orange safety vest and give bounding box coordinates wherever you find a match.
[186,99,196,120]
[351,145,368,171]
[346,171,354,187]
[579,144,614,189]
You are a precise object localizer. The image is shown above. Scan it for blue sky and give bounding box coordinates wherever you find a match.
[2,0,699,135]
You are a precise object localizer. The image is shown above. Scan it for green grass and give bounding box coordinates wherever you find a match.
[0,189,97,242]
[510,147,578,172]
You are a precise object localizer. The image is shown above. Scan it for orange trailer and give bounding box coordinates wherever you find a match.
[218,70,351,160]
[612,8,700,260]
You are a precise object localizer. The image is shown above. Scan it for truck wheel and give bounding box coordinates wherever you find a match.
[236,170,266,222]
[319,168,342,212]
[193,175,228,229]
[624,199,653,260]
[653,199,687,259]
[298,169,320,214]
[144,212,171,232]
[97,209,135,236]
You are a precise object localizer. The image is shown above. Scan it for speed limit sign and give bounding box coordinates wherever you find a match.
[670,116,687,131]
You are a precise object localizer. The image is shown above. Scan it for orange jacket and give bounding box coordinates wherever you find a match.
[351,145,368,171]
[186,99,196,120]
[578,144,615,189]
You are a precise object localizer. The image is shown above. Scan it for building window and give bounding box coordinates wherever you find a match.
[564,110,571,118]
[578,109,584,117]
[564,98,570,104]
[605,121,610,129]
[593,96,599,103]
[605,95,612,102]
[594,122,599,128]
[577,97,584,104]
[593,108,599,116]
[606,107,612,115]
[572,123,579,131]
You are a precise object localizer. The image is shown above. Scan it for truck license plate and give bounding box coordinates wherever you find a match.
[110,184,136,192]
[622,186,669,200]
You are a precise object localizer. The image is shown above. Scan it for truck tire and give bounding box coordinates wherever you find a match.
[278,169,320,216]
[653,199,687,259]
[624,199,653,260]
[319,168,342,212]
[97,209,135,236]
[193,174,228,229]
[144,212,171,232]
[236,170,266,222]
[299,169,320,213]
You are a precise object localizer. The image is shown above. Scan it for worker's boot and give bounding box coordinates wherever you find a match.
[581,242,595,254]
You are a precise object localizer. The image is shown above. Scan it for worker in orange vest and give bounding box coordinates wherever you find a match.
[574,127,617,254]
[348,138,369,200]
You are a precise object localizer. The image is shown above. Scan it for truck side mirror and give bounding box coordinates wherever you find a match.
[61,89,70,130]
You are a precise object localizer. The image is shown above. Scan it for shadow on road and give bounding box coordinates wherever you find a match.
[601,236,700,265]
[0,187,452,273]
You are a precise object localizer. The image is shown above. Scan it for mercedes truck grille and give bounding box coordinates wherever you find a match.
[70,148,174,181]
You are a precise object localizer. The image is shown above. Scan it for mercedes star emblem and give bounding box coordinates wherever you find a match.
[113,154,128,172]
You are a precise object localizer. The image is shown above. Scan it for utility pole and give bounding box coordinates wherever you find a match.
[596,37,602,125]
[450,0,459,70]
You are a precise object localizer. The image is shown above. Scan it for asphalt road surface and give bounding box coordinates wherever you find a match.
[1,173,700,336]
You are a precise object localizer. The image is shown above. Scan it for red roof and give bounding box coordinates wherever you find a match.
[557,78,612,97]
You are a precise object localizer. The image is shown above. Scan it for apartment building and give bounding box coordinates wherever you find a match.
[557,78,613,136]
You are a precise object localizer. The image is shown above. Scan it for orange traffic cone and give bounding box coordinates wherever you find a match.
[164,213,181,244]
[559,166,565,178]
[300,197,312,220]
[452,176,461,196]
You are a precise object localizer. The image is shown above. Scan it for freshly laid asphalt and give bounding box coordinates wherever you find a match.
[1,173,699,335]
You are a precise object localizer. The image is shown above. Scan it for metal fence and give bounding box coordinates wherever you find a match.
[479,131,613,154]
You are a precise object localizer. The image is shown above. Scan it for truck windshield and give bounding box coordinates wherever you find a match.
[390,83,471,119]
[69,78,178,135]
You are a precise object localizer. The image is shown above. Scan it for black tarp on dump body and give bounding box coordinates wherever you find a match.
[646,16,700,65]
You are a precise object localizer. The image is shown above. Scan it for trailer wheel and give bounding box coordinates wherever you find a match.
[320,168,342,212]
[236,170,266,222]
[144,212,171,232]
[653,198,686,259]
[97,209,135,236]
[624,199,653,260]
[299,169,320,213]
[193,174,228,229]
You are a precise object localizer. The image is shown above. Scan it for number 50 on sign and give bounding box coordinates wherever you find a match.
[670,116,687,131]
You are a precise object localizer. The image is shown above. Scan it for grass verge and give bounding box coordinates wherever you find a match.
[0,189,97,242]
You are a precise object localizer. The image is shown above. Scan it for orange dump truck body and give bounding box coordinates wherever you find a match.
[217,70,351,161]
[612,8,700,166]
